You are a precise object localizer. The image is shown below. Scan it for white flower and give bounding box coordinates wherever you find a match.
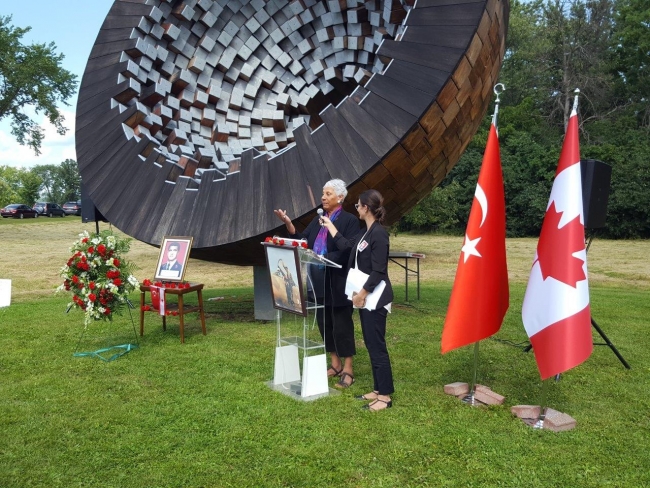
[127,275,139,287]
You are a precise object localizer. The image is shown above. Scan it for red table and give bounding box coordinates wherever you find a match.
[140,283,206,343]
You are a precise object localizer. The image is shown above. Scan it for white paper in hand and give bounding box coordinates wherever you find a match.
[345,267,385,311]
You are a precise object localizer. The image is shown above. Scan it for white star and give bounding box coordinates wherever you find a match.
[461,234,482,263]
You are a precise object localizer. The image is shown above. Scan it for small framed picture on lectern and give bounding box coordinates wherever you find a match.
[154,236,193,282]
[264,244,306,316]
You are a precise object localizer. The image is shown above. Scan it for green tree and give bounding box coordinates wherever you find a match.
[611,0,650,127]
[0,15,77,154]
[0,165,21,206]
[0,166,20,206]
[57,159,81,202]
[18,170,42,206]
[31,159,80,203]
[31,164,59,201]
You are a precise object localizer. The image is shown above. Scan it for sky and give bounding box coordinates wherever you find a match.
[0,0,114,169]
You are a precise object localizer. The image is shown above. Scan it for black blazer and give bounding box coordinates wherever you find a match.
[291,210,360,307]
[333,221,394,310]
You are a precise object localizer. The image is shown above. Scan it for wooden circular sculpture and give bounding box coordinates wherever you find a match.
[76,0,509,265]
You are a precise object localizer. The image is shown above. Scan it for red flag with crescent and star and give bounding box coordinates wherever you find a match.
[522,107,592,379]
[441,124,509,353]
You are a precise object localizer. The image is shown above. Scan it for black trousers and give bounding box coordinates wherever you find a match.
[316,304,356,358]
[359,307,394,395]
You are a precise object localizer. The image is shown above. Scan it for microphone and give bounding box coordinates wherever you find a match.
[317,208,324,226]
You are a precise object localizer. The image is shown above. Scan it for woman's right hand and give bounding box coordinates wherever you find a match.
[274,209,296,234]
[274,209,290,223]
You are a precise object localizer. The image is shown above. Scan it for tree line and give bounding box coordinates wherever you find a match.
[398,0,649,239]
[0,159,80,207]
[1,2,647,237]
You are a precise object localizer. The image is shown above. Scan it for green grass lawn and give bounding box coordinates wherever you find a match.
[1,282,648,487]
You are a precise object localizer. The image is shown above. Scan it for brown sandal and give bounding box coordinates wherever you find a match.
[335,372,355,389]
[327,366,342,378]
[355,391,378,401]
[362,398,393,411]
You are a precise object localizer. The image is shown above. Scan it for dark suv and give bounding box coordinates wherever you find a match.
[33,202,66,217]
[62,201,82,216]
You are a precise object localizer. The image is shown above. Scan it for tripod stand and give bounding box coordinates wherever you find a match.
[523,233,630,369]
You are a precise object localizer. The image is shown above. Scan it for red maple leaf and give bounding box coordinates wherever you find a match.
[535,202,586,287]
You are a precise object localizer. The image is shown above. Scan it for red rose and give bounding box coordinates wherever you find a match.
[279,239,285,245]
[88,293,97,302]
[82,238,88,243]
[143,279,152,286]
[87,246,94,254]
[292,241,298,247]
[104,308,111,315]
[113,258,120,267]
[113,278,122,286]
[97,244,106,254]
[89,282,96,290]
[72,275,79,283]
[301,242,308,248]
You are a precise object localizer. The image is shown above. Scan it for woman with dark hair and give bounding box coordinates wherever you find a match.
[321,189,395,411]
[273,179,360,388]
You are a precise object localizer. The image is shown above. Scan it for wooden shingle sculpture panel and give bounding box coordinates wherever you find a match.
[76,0,509,265]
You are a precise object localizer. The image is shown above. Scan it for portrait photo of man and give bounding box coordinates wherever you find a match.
[155,237,192,281]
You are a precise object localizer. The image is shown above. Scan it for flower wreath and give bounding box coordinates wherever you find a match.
[58,230,139,326]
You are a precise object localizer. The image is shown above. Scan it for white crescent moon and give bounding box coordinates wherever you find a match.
[475,184,488,228]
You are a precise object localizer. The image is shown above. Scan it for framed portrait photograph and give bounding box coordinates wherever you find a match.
[264,244,306,316]
[154,236,193,282]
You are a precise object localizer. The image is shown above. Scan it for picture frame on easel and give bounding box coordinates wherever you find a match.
[263,244,306,316]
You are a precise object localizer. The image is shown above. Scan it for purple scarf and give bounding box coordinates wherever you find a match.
[313,207,342,256]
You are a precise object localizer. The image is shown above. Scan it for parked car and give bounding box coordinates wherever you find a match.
[62,200,82,216]
[1,204,39,219]
[33,202,66,217]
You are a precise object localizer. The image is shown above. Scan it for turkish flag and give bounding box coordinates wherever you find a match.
[441,124,509,353]
[522,109,592,379]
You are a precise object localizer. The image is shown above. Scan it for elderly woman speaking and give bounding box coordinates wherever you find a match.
[274,179,360,388]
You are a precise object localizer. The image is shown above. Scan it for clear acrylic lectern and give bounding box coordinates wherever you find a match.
[269,247,341,401]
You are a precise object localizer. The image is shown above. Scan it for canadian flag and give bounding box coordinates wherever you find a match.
[522,106,593,379]
[441,123,509,353]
